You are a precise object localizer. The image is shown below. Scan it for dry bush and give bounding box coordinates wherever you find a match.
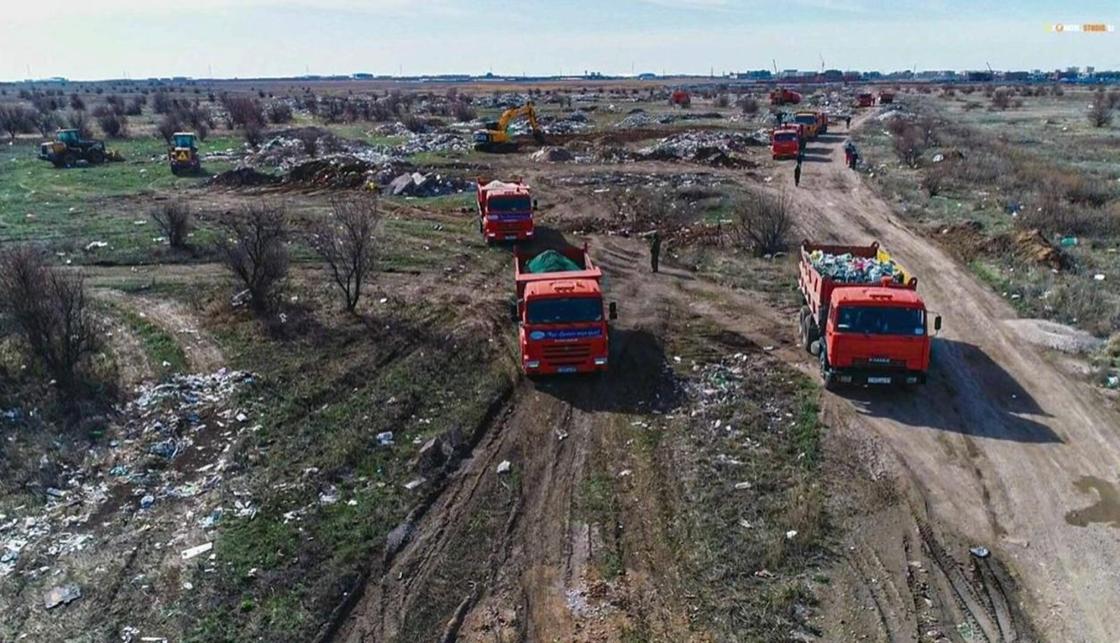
[157,113,181,144]
[886,118,925,167]
[715,94,730,108]
[1108,90,1120,110]
[152,90,174,114]
[1046,279,1120,338]
[150,201,194,249]
[401,112,427,133]
[66,110,93,139]
[243,121,264,147]
[1088,92,1113,128]
[126,95,145,116]
[991,87,1013,109]
[0,105,34,142]
[95,110,128,138]
[218,204,289,312]
[267,102,293,124]
[68,93,85,111]
[311,196,382,312]
[728,191,793,256]
[738,96,760,115]
[32,110,59,137]
[451,100,477,122]
[0,246,98,394]
[221,95,265,129]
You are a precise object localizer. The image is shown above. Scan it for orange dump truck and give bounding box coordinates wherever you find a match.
[514,246,617,375]
[770,88,803,105]
[477,178,535,243]
[798,241,941,388]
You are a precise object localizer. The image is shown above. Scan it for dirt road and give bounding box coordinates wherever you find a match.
[787,115,1120,641]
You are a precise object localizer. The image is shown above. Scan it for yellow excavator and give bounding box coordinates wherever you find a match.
[473,102,546,153]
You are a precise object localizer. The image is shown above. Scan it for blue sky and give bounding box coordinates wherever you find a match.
[2,0,1118,80]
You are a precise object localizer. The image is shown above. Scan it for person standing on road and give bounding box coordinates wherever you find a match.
[794,160,802,187]
[845,114,852,129]
[648,231,662,273]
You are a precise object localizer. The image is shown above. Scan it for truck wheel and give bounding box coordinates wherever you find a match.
[819,351,837,390]
[88,149,105,165]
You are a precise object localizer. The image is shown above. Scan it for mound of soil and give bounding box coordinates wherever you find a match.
[209,167,281,188]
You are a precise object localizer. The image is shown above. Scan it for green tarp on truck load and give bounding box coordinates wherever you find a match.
[526,250,582,274]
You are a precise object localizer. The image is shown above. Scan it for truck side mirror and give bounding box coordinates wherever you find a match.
[532,199,539,211]
[509,301,519,322]
[608,302,618,321]
[809,341,822,357]
[933,315,942,332]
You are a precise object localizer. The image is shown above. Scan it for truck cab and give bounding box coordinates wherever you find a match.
[514,247,616,375]
[478,178,535,243]
[856,93,875,108]
[771,127,801,159]
[819,286,939,386]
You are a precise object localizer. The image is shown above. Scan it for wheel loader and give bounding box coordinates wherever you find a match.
[473,102,545,153]
[169,132,201,175]
[38,129,108,168]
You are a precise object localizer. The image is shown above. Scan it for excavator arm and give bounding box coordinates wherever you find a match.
[474,102,545,152]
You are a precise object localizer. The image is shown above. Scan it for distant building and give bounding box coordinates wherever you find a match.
[637,72,658,80]
[352,73,374,80]
[735,70,772,80]
[966,71,994,82]
[1003,71,1030,81]
[820,69,844,82]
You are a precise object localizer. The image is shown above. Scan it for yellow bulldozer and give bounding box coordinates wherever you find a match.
[473,102,545,153]
[169,132,201,175]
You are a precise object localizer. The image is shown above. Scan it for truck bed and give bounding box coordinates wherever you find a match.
[514,246,602,299]
[799,240,916,323]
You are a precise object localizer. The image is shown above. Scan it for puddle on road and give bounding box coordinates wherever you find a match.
[1064,476,1120,528]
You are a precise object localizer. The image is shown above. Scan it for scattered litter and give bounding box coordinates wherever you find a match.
[318,486,339,506]
[969,546,990,559]
[786,530,799,540]
[139,494,155,510]
[44,583,82,609]
[1093,274,1106,282]
[496,460,512,475]
[376,431,395,446]
[85,241,109,251]
[734,481,752,490]
[403,478,425,491]
[181,542,213,560]
[618,469,632,478]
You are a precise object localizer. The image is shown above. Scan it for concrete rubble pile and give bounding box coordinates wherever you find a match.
[808,250,901,283]
[0,369,256,585]
[636,131,764,168]
[386,172,473,197]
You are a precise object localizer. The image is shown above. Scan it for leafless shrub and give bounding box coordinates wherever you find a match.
[991,87,1013,110]
[95,109,128,138]
[450,100,477,122]
[218,204,289,312]
[267,102,293,124]
[0,105,34,142]
[67,110,93,139]
[1088,92,1113,128]
[401,112,427,133]
[311,196,382,312]
[295,129,319,157]
[157,113,182,145]
[221,95,265,129]
[68,93,85,111]
[714,94,730,108]
[150,201,194,249]
[886,118,925,167]
[738,96,760,115]
[1108,90,1120,110]
[0,246,99,394]
[32,110,59,138]
[152,90,175,114]
[243,121,264,147]
[728,191,793,256]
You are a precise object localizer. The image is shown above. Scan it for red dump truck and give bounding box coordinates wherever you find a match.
[798,241,941,388]
[477,178,535,243]
[878,91,895,104]
[514,246,616,375]
[770,88,803,105]
[771,126,801,160]
[856,93,875,108]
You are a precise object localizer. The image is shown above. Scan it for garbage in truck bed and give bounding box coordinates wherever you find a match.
[808,249,904,284]
[526,250,583,274]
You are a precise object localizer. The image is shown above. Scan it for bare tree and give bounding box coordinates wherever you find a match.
[0,105,33,142]
[0,246,98,394]
[32,110,59,138]
[67,110,93,139]
[1088,92,1113,128]
[311,196,382,312]
[728,191,793,256]
[157,113,182,145]
[218,204,289,312]
[150,201,194,249]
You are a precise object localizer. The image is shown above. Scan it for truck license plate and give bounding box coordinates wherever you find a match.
[557,366,578,374]
[867,376,892,385]
[504,235,518,241]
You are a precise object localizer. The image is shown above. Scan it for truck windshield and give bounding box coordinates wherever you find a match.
[58,130,78,144]
[526,297,602,324]
[173,134,194,147]
[836,306,925,336]
[774,132,798,142]
[795,115,815,125]
[489,196,531,213]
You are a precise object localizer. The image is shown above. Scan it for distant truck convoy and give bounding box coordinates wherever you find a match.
[770,126,801,160]
[513,246,617,375]
[477,178,535,243]
[798,240,941,388]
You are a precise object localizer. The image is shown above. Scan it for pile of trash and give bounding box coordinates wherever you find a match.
[530,147,576,163]
[0,369,255,582]
[284,155,387,189]
[475,93,532,109]
[616,112,658,129]
[808,250,902,283]
[542,112,592,135]
[394,131,472,155]
[635,131,763,168]
[386,171,473,197]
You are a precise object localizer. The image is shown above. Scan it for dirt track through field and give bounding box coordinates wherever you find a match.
[785,114,1120,641]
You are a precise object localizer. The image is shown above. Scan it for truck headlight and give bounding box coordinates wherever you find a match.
[594,357,608,366]
[526,360,540,369]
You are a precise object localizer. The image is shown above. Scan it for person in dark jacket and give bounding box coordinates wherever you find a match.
[845,114,852,129]
[649,231,662,273]
[794,161,802,187]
